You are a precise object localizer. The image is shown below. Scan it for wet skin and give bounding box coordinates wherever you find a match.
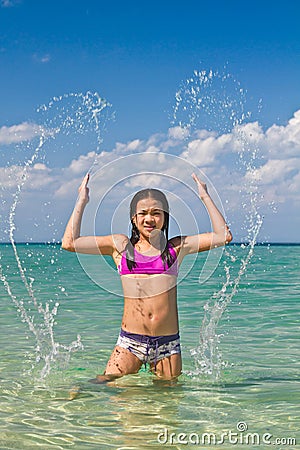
[98,198,183,381]
[62,173,233,384]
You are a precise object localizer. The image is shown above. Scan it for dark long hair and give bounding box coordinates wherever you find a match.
[125,188,176,271]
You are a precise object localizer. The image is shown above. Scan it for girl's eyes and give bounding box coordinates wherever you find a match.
[137,212,162,216]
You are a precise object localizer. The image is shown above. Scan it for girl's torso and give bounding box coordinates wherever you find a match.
[112,237,181,335]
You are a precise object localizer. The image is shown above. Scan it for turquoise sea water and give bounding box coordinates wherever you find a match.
[0,243,299,449]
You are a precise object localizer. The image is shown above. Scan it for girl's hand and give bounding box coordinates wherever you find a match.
[78,173,90,205]
[192,173,209,200]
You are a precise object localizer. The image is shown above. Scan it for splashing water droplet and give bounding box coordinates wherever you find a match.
[172,67,263,379]
[0,91,112,379]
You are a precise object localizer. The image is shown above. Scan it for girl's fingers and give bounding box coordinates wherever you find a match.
[84,172,90,186]
[79,173,90,190]
[192,173,198,184]
[192,173,202,184]
[192,173,208,195]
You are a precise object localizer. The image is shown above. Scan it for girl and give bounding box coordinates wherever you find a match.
[62,173,232,381]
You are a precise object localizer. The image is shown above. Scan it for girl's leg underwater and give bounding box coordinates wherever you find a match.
[90,345,143,384]
[151,353,182,381]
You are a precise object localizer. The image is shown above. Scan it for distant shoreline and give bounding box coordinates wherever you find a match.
[0,242,299,246]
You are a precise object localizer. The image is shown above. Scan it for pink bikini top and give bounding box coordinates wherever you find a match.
[118,244,178,276]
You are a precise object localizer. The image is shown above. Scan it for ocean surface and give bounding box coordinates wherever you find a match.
[0,243,299,449]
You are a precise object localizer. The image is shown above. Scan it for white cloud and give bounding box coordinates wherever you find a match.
[181,133,232,166]
[194,129,218,140]
[68,151,98,174]
[1,0,18,7]
[112,139,144,155]
[33,163,48,171]
[126,139,142,151]
[2,110,300,242]
[41,54,51,63]
[245,159,299,185]
[33,53,51,64]
[232,111,300,158]
[265,110,300,158]
[168,126,190,140]
[0,163,53,190]
[0,122,46,145]
[231,121,265,151]
[0,164,24,189]
[54,178,81,199]
[125,173,165,188]
[53,114,300,206]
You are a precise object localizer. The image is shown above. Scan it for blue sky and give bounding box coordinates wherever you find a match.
[1,0,300,242]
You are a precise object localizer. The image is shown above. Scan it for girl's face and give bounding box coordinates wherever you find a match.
[133,197,165,239]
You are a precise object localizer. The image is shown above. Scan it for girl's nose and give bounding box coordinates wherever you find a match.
[145,213,154,222]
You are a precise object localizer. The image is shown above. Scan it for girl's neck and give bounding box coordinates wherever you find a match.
[136,234,166,254]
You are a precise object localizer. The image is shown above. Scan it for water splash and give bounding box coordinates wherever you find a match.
[37,91,112,173]
[173,68,263,379]
[0,92,111,379]
[172,67,250,134]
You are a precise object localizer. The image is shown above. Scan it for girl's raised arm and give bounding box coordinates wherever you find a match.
[61,173,123,255]
[181,173,232,255]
